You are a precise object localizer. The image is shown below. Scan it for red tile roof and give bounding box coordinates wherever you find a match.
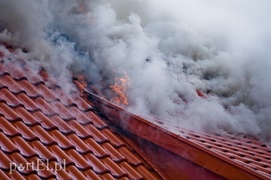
[0,46,161,179]
[85,84,271,180]
[1,43,271,179]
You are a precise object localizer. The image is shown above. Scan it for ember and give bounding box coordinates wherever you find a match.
[110,72,129,106]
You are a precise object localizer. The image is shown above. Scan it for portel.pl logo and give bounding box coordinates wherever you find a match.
[9,159,66,174]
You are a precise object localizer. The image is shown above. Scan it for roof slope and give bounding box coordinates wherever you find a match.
[0,47,161,179]
[85,84,271,180]
[1,44,271,180]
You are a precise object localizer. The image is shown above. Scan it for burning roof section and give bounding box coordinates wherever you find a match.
[0,45,161,179]
[1,43,271,180]
[83,83,271,179]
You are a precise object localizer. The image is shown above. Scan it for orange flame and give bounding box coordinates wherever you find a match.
[75,74,87,96]
[110,72,129,106]
[77,74,87,86]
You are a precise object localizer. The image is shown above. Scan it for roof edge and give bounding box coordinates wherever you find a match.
[84,90,267,180]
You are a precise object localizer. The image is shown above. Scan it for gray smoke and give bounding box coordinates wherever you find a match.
[0,0,270,141]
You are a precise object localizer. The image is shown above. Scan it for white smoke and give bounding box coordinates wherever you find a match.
[1,0,270,141]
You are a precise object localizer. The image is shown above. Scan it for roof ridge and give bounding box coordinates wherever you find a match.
[84,87,271,180]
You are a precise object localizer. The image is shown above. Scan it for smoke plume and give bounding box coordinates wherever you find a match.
[1,0,270,141]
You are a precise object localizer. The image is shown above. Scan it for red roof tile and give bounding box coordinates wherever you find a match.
[0,48,162,179]
[3,43,271,179]
[87,86,271,180]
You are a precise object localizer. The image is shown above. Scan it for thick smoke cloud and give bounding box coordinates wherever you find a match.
[0,0,270,141]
